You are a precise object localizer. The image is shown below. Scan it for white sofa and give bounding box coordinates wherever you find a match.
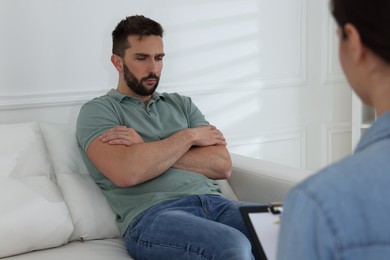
[0,121,309,260]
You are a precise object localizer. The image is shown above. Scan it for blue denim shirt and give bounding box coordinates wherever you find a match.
[277,111,390,260]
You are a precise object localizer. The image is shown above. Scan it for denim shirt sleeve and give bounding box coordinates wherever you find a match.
[277,187,338,260]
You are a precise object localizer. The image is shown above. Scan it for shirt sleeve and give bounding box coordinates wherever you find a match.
[182,95,209,128]
[277,187,337,260]
[76,100,121,152]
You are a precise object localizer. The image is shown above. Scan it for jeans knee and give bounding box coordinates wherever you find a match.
[217,230,254,260]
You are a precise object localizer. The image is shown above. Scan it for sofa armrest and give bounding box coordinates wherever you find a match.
[228,153,311,204]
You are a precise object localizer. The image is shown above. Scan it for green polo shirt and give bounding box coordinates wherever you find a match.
[76,89,222,235]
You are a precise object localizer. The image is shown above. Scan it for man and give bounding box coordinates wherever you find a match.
[77,15,256,260]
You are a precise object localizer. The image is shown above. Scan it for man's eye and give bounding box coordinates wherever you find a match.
[156,56,164,61]
[136,57,146,61]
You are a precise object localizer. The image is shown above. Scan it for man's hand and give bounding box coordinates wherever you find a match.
[99,126,144,146]
[173,125,231,180]
[190,125,227,147]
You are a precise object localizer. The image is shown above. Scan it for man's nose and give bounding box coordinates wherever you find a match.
[148,60,158,73]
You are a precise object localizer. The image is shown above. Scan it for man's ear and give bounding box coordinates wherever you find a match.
[111,54,123,73]
[344,23,366,62]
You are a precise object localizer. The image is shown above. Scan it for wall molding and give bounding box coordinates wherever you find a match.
[160,80,305,96]
[321,122,352,166]
[228,127,307,168]
[321,0,345,85]
[0,90,108,111]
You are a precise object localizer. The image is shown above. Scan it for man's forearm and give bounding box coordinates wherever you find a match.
[173,145,232,180]
[88,128,196,187]
[88,125,228,187]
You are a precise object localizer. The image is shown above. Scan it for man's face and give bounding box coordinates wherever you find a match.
[123,63,159,96]
[122,35,164,97]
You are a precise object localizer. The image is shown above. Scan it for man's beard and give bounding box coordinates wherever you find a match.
[123,64,159,96]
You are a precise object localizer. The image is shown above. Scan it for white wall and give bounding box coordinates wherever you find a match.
[0,0,351,173]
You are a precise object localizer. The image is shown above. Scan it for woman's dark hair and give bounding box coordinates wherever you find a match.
[330,0,390,63]
[112,15,164,58]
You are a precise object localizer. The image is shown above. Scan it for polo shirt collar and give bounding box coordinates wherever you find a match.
[107,88,165,103]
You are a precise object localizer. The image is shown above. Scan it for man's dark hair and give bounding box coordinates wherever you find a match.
[330,0,390,63]
[112,15,164,57]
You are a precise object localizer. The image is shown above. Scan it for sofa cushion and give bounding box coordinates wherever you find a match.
[0,122,53,180]
[38,122,89,175]
[0,176,74,258]
[39,123,120,241]
[0,122,74,258]
[2,239,131,260]
[56,172,120,241]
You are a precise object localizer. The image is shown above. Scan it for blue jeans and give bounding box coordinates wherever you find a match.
[124,195,257,260]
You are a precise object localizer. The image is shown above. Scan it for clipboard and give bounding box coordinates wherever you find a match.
[240,203,283,260]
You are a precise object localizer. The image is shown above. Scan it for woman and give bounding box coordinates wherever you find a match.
[277,0,390,259]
